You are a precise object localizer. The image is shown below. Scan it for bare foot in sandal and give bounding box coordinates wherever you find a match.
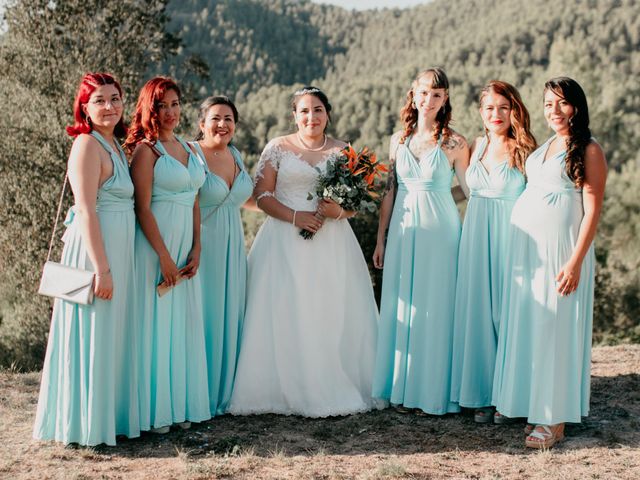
[525,424,565,449]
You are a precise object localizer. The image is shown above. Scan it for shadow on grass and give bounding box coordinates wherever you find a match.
[90,373,639,459]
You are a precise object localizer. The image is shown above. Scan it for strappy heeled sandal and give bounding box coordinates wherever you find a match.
[525,424,565,449]
[393,404,411,414]
[474,407,495,424]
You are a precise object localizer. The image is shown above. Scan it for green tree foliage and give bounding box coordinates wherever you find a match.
[594,158,640,343]
[0,0,179,369]
[1,0,638,368]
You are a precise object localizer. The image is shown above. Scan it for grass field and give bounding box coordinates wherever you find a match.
[1,345,638,479]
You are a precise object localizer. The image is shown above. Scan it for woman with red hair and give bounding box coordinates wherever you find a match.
[33,72,140,446]
[450,80,536,423]
[127,77,210,433]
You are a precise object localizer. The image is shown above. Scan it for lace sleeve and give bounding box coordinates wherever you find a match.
[254,140,281,183]
[254,140,282,205]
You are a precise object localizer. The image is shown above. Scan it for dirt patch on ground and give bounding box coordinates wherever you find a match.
[1,345,638,479]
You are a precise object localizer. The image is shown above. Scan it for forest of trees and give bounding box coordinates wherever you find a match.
[1,0,638,369]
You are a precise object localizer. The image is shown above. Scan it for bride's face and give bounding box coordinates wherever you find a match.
[293,94,328,138]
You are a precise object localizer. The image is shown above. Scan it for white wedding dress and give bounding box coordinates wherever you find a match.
[228,139,382,417]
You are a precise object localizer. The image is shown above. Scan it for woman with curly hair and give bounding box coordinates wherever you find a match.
[450,80,536,424]
[126,77,210,434]
[372,68,470,415]
[492,77,607,448]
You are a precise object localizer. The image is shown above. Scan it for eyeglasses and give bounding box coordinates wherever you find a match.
[89,98,123,107]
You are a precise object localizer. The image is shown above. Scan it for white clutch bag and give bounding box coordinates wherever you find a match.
[38,173,95,305]
[38,261,95,305]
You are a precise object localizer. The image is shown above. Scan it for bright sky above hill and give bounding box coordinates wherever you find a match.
[312,0,429,10]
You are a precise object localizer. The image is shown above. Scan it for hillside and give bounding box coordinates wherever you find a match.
[0,0,638,370]
[166,0,640,169]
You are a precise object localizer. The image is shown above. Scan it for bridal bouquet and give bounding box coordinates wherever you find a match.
[300,145,387,239]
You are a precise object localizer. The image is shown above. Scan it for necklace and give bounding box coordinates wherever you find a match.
[297,132,327,152]
[201,142,227,157]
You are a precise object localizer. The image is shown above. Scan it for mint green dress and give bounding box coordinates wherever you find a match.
[136,138,210,431]
[493,136,595,424]
[372,135,461,415]
[450,137,525,408]
[33,131,139,446]
[191,143,253,416]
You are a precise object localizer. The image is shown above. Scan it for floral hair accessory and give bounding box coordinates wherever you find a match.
[294,87,322,96]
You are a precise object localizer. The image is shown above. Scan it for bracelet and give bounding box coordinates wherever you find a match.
[96,270,111,277]
[292,210,297,226]
[337,207,344,220]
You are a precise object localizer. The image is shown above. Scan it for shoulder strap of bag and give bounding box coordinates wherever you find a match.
[201,187,233,224]
[45,172,69,263]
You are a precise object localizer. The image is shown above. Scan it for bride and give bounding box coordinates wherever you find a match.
[228,86,382,417]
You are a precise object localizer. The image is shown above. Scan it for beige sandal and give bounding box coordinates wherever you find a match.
[525,424,564,449]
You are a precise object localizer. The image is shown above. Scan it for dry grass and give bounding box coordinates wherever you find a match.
[1,345,638,479]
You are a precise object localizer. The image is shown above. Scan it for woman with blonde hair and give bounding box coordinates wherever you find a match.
[372,68,470,415]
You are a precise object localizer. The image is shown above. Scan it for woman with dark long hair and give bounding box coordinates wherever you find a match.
[371,68,470,415]
[450,80,536,423]
[34,73,139,445]
[189,96,254,416]
[492,77,607,448]
[127,77,210,434]
[228,86,381,417]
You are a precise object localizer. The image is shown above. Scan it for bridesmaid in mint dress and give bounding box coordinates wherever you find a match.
[493,77,607,448]
[190,96,254,416]
[126,77,210,433]
[372,68,469,415]
[450,81,535,422]
[34,73,139,446]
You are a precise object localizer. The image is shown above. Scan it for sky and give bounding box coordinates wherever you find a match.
[311,0,429,10]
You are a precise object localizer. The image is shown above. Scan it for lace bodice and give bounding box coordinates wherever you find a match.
[255,141,339,211]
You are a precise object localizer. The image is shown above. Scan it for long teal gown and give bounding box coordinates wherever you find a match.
[450,136,525,408]
[191,142,253,416]
[493,136,595,425]
[33,131,139,446]
[136,137,210,431]
[372,135,461,415]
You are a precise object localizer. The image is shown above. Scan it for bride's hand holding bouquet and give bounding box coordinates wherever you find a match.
[301,145,387,239]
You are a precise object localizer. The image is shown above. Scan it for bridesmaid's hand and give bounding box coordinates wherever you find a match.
[94,271,113,300]
[317,199,342,219]
[181,246,201,279]
[373,242,385,269]
[556,259,581,296]
[159,254,180,287]
[295,211,324,233]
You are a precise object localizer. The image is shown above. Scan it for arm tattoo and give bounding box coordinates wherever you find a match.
[384,163,397,193]
[442,135,465,151]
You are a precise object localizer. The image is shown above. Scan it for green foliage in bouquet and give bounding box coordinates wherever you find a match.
[301,145,387,239]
